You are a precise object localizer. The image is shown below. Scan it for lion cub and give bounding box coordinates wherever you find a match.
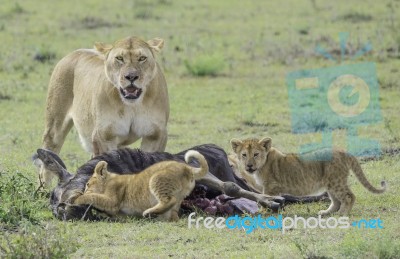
[231,137,386,215]
[72,150,208,221]
[227,153,263,192]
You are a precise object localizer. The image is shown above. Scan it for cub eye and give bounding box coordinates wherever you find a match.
[115,56,124,62]
[254,153,259,157]
[138,56,147,62]
[241,153,247,158]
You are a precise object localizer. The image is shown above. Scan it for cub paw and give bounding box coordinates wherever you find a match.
[142,209,154,218]
[318,210,331,216]
[68,191,84,204]
[169,211,179,222]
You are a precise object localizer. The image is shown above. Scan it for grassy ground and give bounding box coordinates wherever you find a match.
[1,0,400,258]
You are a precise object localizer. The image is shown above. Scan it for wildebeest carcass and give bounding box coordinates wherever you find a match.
[35,144,329,220]
[34,144,290,220]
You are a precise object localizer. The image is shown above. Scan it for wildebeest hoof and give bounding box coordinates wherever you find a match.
[258,198,281,212]
[272,196,285,205]
[270,202,281,212]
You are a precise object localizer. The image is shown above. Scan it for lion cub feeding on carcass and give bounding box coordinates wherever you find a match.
[231,137,386,215]
[72,150,208,221]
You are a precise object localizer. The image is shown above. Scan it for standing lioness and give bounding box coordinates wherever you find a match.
[231,137,387,215]
[35,36,169,186]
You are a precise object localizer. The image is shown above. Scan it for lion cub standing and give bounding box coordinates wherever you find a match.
[72,150,208,221]
[231,137,386,215]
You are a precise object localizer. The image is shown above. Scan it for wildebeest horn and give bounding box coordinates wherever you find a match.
[36,148,73,183]
[36,148,67,168]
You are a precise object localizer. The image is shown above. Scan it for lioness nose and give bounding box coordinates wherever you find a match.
[247,164,253,169]
[125,72,139,82]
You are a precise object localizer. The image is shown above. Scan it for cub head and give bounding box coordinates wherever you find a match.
[230,137,272,174]
[95,36,164,104]
[84,161,109,194]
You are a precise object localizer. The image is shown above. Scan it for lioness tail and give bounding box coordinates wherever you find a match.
[184,150,209,180]
[348,155,387,194]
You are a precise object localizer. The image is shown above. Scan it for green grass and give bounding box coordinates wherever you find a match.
[1,0,400,258]
[184,53,225,76]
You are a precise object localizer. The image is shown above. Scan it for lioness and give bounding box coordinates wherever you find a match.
[35,36,169,186]
[71,150,208,221]
[230,137,387,215]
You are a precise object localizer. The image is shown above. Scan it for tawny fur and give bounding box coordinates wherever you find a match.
[231,137,387,215]
[71,150,208,221]
[36,36,169,187]
[228,153,263,192]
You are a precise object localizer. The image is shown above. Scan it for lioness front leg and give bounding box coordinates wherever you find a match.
[140,129,167,152]
[92,129,118,156]
[73,193,120,216]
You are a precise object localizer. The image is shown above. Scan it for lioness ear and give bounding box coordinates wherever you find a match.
[259,137,272,151]
[147,38,164,52]
[230,139,243,154]
[94,42,113,55]
[94,161,108,178]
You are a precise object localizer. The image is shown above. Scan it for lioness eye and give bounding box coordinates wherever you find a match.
[138,56,147,62]
[254,153,259,157]
[115,56,124,62]
[242,153,247,158]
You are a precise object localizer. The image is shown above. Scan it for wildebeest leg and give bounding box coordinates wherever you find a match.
[281,193,329,204]
[197,173,284,212]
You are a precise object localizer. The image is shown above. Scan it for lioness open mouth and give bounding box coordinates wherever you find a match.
[119,85,143,100]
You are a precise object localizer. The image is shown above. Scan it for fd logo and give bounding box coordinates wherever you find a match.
[286,33,381,160]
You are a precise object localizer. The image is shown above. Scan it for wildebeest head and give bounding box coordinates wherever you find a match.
[35,149,73,183]
[34,149,94,220]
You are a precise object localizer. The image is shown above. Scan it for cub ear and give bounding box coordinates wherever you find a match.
[230,138,243,154]
[147,38,164,52]
[94,161,108,178]
[94,42,113,55]
[259,137,272,151]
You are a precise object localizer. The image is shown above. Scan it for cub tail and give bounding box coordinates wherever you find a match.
[184,150,209,180]
[348,155,387,194]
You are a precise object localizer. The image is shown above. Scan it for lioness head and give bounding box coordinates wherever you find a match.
[95,36,164,104]
[84,161,109,194]
[230,137,272,174]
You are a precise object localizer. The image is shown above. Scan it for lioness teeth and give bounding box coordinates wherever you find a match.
[125,87,136,93]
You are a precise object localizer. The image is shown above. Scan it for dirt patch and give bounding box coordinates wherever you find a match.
[242,121,278,128]
[361,147,400,162]
[337,12,373,23]
[0,93,11,100]
[33,51,56,63]
[67,16,123,30]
